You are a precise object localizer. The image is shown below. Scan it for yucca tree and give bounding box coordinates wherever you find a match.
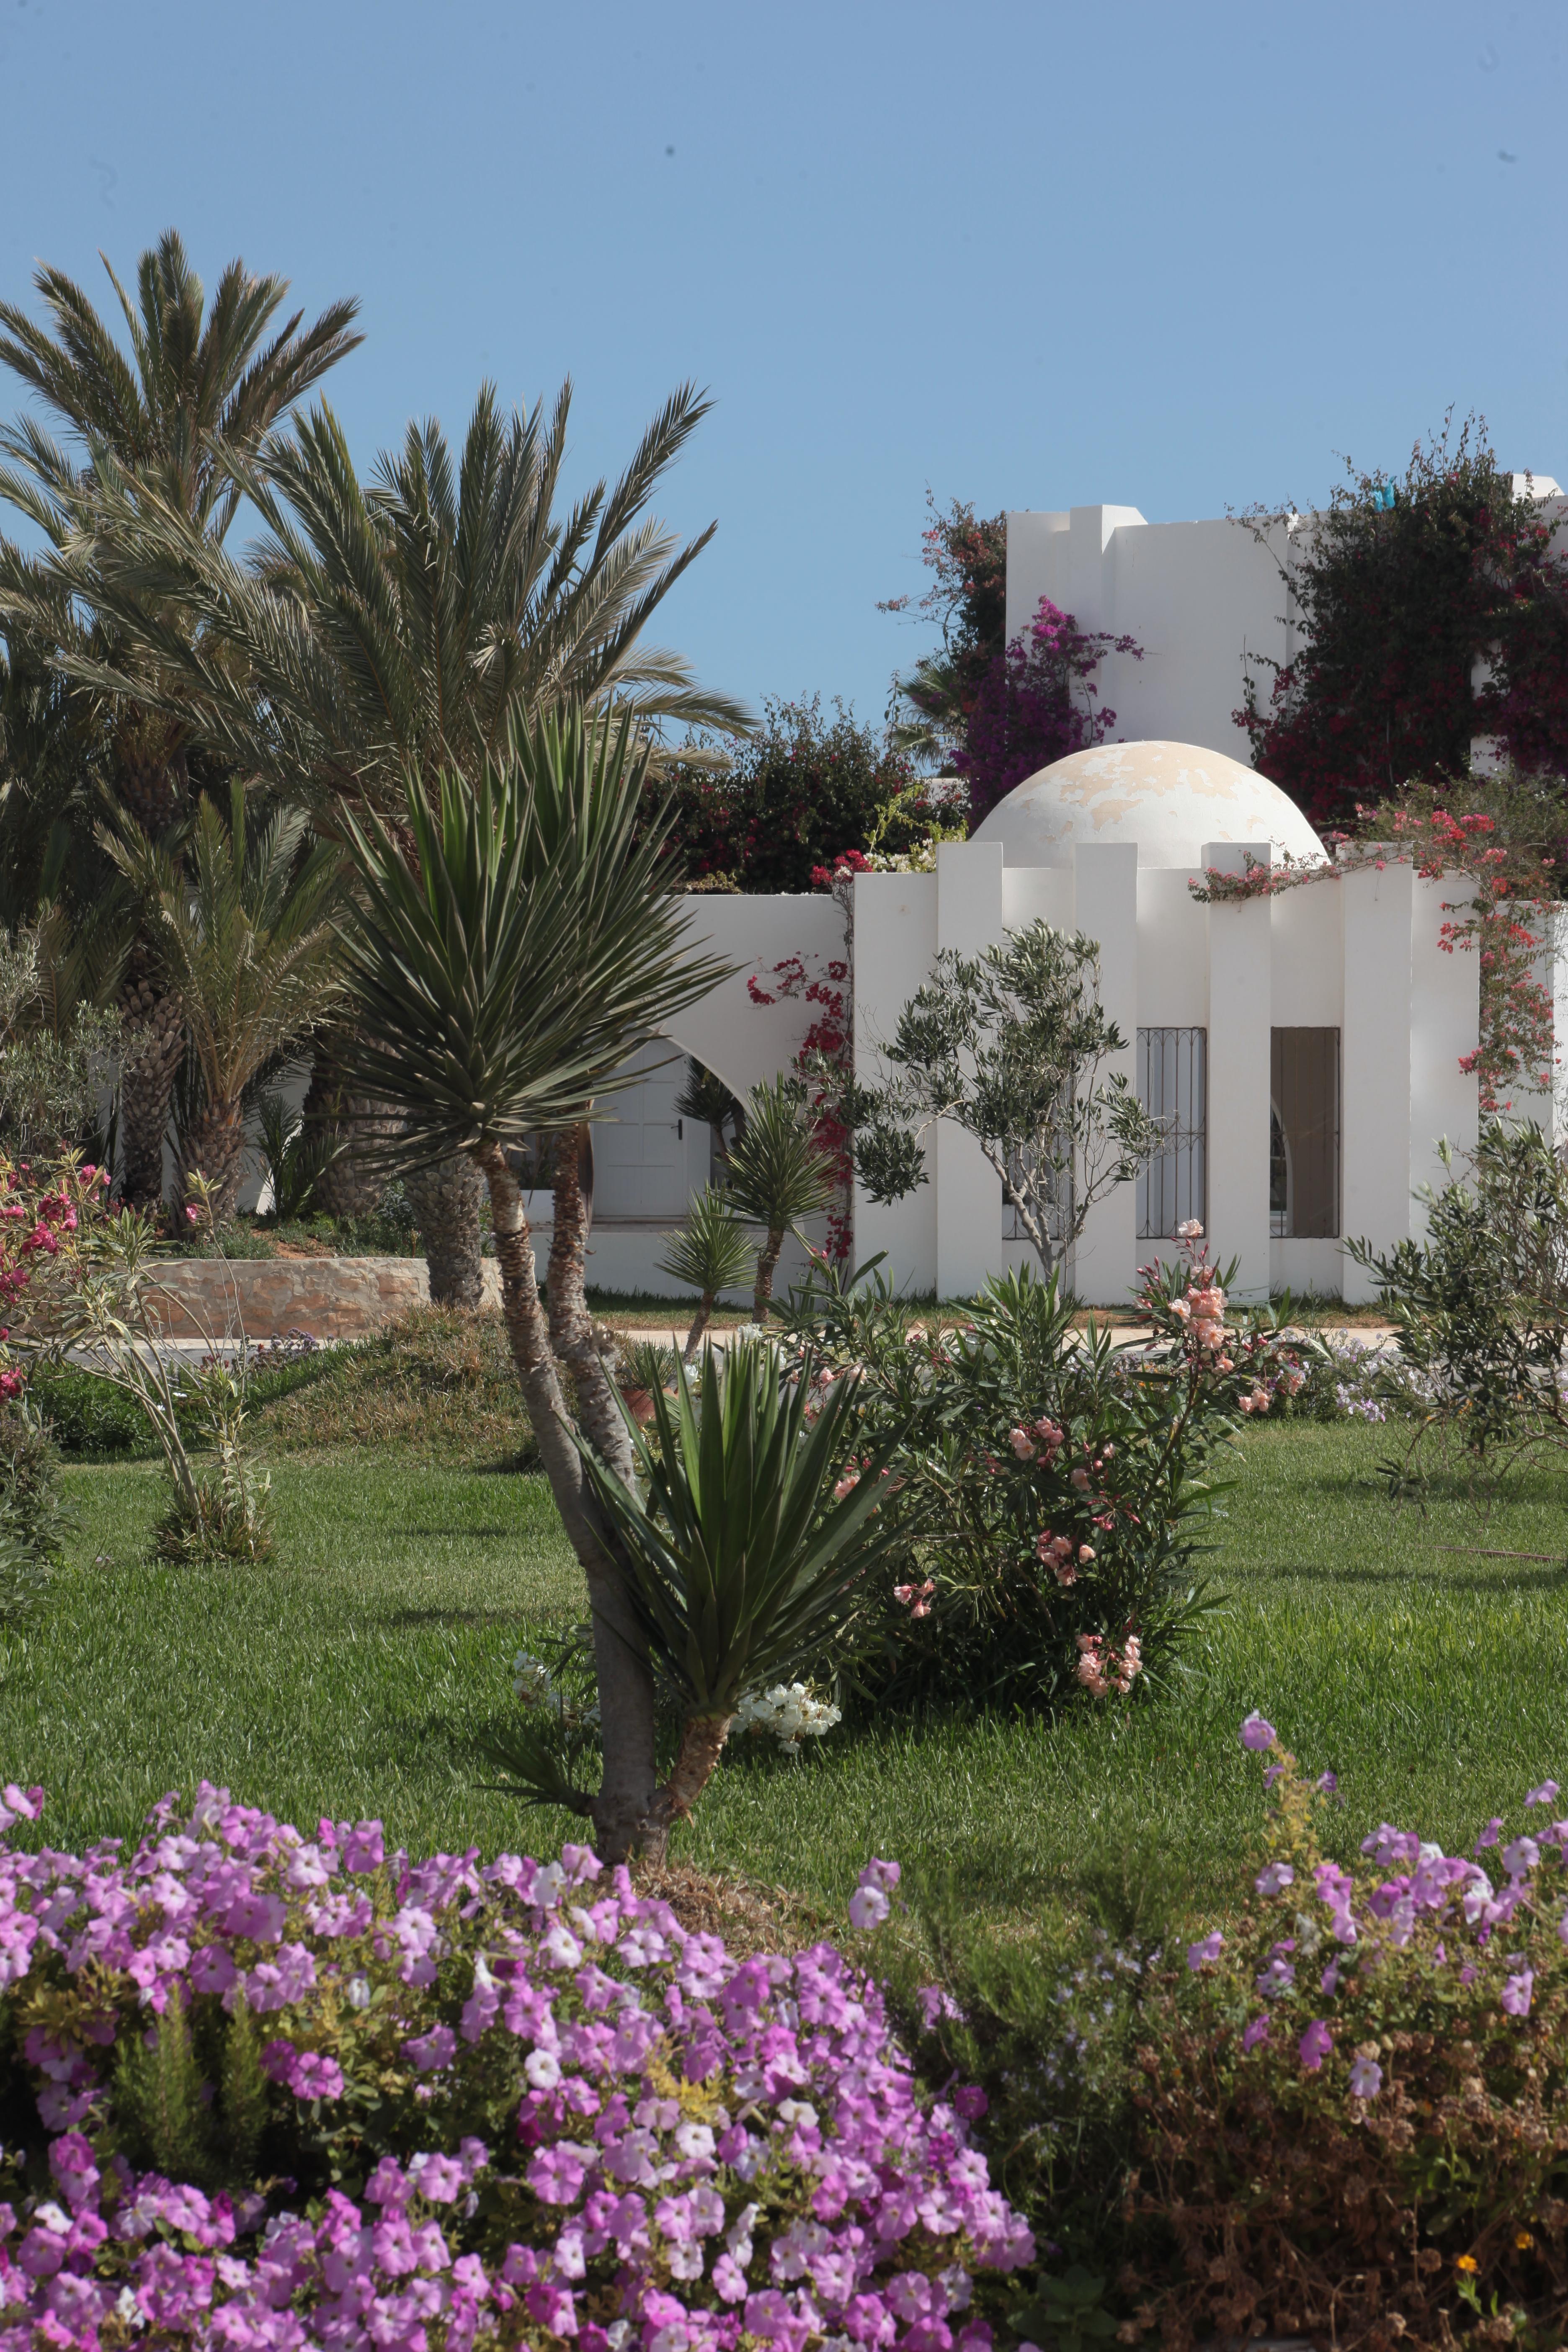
[723,1074,837,1320]
[573,1336,901,1813]
[58,375,748,1276]
[0,230,361,1201]
[103,781,343,1215]
[339,707,731,1862]
[656,1185,755,1361]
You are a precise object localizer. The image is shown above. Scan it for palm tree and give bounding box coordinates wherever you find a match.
[59,376,749,1288]
[723,1075,837,1320]
[103,782,343,1215]
[339,709,732,1862]
[0,230,362,1201]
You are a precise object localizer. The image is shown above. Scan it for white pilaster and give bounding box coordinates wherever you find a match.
[852,872,938,1291]
[934,840,1006,1300]
[1204,842,1272,1301]
[1341,860,1414,1303]
[1070,841,1140,1305]
[1409,867,1479,1228]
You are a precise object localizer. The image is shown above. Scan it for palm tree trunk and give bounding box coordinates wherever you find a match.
[405,1155,486,1308]
[119,972,185,1210]
[179,1099,249,1222]
[304,1027,397,1220]
[664,1712,732,1817]
[547,1123,633,1482]
[477,1142,664,1864]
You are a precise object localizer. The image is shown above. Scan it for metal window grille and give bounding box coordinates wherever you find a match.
[1137,1028,1207,1240]
[1270,1028,1340,1238]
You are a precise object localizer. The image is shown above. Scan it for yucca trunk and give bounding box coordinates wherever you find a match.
[178,1099,250,1222]
[405,1154,486,1309]
[478,1142,665,1863]
[664,1712,733,1817]
[119,970,185,1209]
[683,1291,718,1364]
[753,1225,787,1324]
[547,1123,632,1479]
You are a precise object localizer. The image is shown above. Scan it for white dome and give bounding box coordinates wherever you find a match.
[970,740,1325,871]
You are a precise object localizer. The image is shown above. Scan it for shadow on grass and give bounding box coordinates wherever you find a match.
[1239,1557,1568,1594]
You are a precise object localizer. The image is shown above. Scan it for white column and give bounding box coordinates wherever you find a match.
[1409,867,1478,1225]
[934,840,1006,1300]
[1204,841,1272,1302]
[852,872,937,1291]
[1070,841,1139,1305]
[1341,860,1413,1304]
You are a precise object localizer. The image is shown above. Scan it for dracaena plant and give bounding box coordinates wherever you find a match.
[488,1335,904,1824]
[338,706,733,1863]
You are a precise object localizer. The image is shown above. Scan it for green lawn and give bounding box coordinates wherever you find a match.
[8,1424,1566,1931]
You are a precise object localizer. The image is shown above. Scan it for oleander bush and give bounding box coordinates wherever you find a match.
[771,1232,1308,1714]
[0,1788,1033,2349]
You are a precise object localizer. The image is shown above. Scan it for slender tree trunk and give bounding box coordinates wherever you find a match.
[547,1122,633,1480]
[405,1155,486,1309]
[119,971,185,1211]
[683,1290,717,1364]
[179,1099,249,1221]
[478,1143,664,1864]
[663,1712,733,1817]
[753,1225,786,1324]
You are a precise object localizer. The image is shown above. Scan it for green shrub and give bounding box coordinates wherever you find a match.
[0,1396,62,1618]
[251,1305,539,1465]
[771,1235,1307,1714]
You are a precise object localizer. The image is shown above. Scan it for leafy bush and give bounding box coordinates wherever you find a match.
[1348,1117,1568,1484]
[0,1789,1033,2347]
[0,1398,63,1620]
[662,698,944,893]
[771,1233,1308,1714]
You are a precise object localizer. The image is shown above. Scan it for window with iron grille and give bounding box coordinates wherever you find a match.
[1137,1028,1207,1240]
[1270,1027,1340,1238]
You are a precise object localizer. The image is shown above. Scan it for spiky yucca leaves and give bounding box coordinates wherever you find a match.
[656,1185,754,1361]
[722,1074,836,1321]
[102,782,343,1215]
[577,1337,903,1814]
[338,708,734,1863]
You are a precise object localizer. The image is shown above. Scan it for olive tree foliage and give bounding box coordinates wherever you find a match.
[853,921,1163,1277]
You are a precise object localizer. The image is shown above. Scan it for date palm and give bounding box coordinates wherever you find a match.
[61,375,748,1283]
[103,781,343,1216]
[0,230,361,1201]
[338,706,732,1862]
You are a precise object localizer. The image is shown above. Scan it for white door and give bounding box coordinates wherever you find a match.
[593,1044,690,1220]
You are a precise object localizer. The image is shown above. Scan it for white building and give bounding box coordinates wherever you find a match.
[356,487,1568,1304]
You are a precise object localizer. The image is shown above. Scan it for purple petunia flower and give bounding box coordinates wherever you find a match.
[1298,2019,1333,2072]
[1240,1712,1277,1751]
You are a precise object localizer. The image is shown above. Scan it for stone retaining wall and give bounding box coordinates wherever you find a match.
[147,1256,503,1342]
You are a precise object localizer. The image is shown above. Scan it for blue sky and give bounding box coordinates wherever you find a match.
[1,0,1563,734]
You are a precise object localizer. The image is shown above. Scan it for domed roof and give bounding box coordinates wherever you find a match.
[970,740,1325,871]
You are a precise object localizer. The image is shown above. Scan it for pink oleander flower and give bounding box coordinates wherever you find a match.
[1007,1426,1036,1459]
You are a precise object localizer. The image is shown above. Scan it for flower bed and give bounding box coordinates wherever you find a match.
[0,1789,1031,2349]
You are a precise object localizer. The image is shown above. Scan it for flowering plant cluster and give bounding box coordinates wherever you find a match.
[771,1239,1291,1715]
[0,1789,1034,2350]
[746,948,855,1266]
[953,599,1143,831]
[1233,418,1568,833]
[1131,1226,1308,1424]
[732,1684,843,1756]
[1188,798,1558,1116]
[1119,1714,1568,2346]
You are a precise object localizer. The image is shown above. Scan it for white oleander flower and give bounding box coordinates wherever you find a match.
[733,1682,843,1754]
